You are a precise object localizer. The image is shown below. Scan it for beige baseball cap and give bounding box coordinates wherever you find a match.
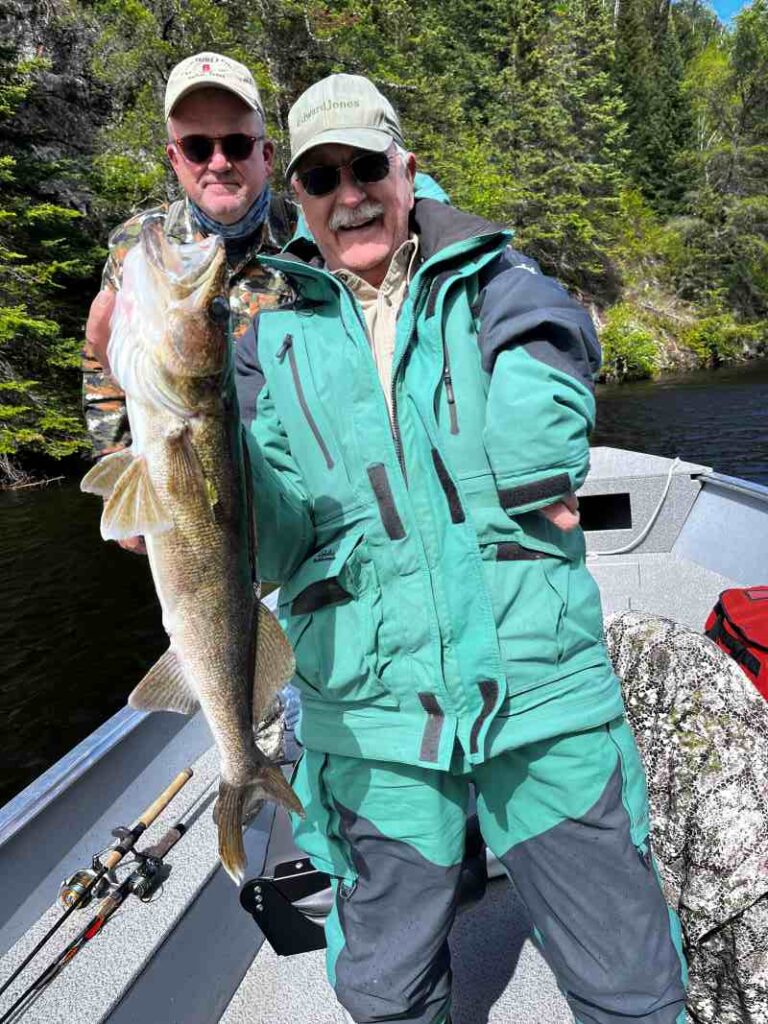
[164,52,264,121]
[286,73,405,179]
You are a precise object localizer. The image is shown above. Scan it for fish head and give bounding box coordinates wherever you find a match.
[108,221,232,419]
[147,228,231,390]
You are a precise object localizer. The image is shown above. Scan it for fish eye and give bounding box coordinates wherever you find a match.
[209,296,230,324]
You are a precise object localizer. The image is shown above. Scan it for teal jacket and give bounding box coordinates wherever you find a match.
[237,199,622,769]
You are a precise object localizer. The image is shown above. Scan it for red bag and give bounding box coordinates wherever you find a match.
[705,587,768,699]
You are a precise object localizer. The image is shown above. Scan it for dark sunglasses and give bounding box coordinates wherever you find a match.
[298,152,391,197]
[174,133,264,164]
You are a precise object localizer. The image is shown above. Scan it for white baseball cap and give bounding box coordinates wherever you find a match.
[164,52,264,121]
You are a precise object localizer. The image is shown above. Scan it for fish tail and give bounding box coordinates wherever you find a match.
[216,767,304,885]
[216,781,248,885]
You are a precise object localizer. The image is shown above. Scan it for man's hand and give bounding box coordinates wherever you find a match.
[85,288,116,372]
[539,492,580,531]
[117,535,148,555]
[99,494,146,554]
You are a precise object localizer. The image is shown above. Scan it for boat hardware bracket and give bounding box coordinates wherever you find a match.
[241,858,331,957]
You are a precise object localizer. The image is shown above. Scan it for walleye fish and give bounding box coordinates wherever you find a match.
[81,220,302,883]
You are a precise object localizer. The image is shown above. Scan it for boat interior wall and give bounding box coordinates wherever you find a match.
[673,472,768,581]
[582,448,760,630]
[0,710,211,959]
[581,448,707,555]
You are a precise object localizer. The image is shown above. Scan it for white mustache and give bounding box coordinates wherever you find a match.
[329,201,385,232]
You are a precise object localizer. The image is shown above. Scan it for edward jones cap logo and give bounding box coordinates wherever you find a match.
[297,98,361,127]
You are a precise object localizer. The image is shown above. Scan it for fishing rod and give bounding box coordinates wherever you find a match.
[0,767,192,1003]
[0,820,187,1024]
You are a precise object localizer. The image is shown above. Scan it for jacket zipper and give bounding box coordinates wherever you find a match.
[390,319,418,483]
[441,339,460,435]
[277,334,335,470]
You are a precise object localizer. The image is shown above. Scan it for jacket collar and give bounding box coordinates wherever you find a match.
[411,199,506,263]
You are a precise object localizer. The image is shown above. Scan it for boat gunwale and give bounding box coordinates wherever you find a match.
[0,706,148,850]
[700,470,768,504]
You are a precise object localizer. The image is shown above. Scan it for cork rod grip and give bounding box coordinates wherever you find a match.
[101,768,193,870]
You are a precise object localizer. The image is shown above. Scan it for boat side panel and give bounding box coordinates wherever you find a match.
[581,457,703,554]
[673,479,768,583]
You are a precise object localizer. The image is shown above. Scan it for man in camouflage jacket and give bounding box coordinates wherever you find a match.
[82,52,296,474]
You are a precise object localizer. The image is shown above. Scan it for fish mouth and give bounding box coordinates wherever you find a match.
[157,234,226,301]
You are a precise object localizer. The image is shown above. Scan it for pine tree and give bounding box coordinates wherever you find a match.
[0,43,97,483]
[482,0,628,296]
[615,0,693,211]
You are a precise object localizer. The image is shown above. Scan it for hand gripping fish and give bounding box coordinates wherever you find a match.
[81,220,302,883]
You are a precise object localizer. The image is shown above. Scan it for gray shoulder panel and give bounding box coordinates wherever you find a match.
[234,316,266,427]
[476,256,601,389]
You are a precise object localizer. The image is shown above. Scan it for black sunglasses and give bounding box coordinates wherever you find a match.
[298,152,391,197]
[174,133,264,164]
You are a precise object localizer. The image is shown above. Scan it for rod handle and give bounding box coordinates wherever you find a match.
[143,823,186,861]
[102,768,193,870]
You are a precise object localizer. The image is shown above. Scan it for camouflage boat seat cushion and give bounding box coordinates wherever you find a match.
[606,611,768,1024]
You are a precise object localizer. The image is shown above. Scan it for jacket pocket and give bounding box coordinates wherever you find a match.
[542,556,606,667]
[277,527,398,707]
[481,542,564,695]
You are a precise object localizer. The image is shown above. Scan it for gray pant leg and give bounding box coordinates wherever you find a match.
[499,763,686,1024]
[332,801,460,1024]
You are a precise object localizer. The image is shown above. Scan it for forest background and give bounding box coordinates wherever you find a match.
[1,0,767,484]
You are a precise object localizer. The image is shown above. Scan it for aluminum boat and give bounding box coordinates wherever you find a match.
[1,446,766,1024]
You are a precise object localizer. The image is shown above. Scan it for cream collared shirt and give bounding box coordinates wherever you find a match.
[333,235,420,420]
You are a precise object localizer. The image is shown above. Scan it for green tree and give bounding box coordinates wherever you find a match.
[0,43,98,483]
[482,0,628,296]
[615,0,695,211]
[673,0,768,318]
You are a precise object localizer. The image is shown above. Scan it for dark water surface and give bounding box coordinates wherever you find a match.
[1,360,767,807]
[0,484,163,807]
[593,360,768,486]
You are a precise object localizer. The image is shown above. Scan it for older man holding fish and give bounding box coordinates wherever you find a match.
[236,74,688,1024]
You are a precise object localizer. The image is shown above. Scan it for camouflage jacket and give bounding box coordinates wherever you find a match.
[81,194,297,457]
[607,612,768,1024]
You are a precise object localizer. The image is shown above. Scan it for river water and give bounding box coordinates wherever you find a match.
[1,360,767,808]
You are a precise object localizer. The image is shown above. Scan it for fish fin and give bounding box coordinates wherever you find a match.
[215,768,304,885]
[80,449,135,498]
[253,602,296,722]
[101,454,171,540]
[128,649,199,714]
[165,425,208,502]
